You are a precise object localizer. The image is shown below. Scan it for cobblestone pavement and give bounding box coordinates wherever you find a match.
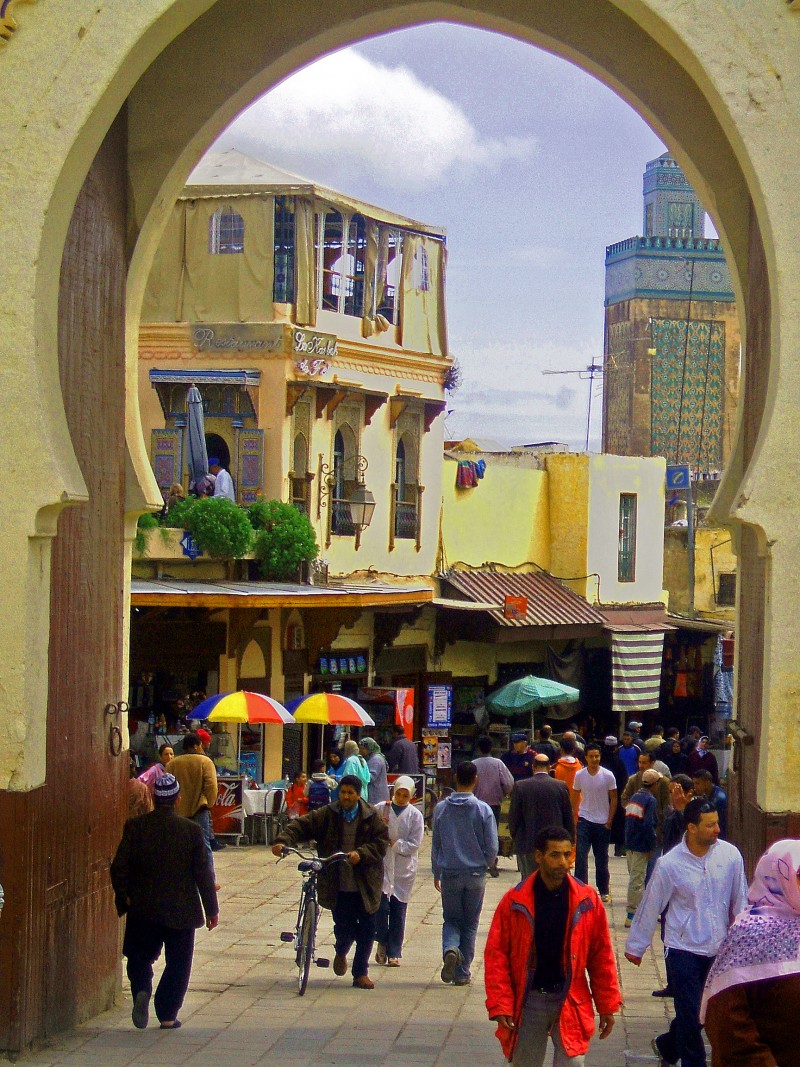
[20,838,680,1066]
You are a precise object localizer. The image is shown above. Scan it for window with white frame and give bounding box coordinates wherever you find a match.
[317,212,367,316]
[209,207,245,254]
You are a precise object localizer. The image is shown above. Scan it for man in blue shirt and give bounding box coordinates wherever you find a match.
[432,761,498,987]
[501,732,535,781]
[623,768,659,927]
[691,769,728,838]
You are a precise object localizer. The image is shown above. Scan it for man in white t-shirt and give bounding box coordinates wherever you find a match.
[573,743,617,902]
[209,458,236,502]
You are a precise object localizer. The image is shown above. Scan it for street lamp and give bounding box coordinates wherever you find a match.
[349,480,376,549]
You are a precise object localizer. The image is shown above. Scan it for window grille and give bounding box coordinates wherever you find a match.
[618,493,638,582]
[209,208,245,254]
[273,196,295,303]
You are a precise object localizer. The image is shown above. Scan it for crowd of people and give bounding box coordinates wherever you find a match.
[110,718,800,1066]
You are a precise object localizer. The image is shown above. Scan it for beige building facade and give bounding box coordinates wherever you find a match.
[2,0,800,1052]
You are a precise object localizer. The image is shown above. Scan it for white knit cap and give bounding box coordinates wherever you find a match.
[392,776,416,794]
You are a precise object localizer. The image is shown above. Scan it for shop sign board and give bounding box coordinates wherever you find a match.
[504,594,528,621]
[192,322,284,353]
[292,328,338,360]
[180,532,202,560]
[666,464,691,490]
[427,684,453,727]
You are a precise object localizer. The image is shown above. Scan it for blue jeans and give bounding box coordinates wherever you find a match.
[375,893,408,959]
[657,948,714,1066]
[440,869,486,981]
[574,819,610,895]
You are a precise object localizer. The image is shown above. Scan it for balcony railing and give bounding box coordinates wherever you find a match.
[395,501,418,540]
[331,498,356,536]
[389,483,424,552]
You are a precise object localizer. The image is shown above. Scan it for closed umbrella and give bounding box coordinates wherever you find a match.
[486,675,580,734]
[186,384,208,488]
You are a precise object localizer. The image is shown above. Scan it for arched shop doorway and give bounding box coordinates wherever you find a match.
[1,0,797,1053]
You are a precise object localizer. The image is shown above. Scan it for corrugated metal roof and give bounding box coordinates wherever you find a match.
[441,570,605,628]
[130,578,432,608]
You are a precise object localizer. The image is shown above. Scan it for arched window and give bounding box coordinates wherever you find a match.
[395,438,406,499]
[394,433,419,541]
[291,432,309,516]
[331,427,356,535]
[209,208,245,254]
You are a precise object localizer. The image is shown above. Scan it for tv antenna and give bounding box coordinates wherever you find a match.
[542,356,603,451]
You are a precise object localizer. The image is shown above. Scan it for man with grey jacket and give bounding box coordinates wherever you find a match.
[432,761,498,987]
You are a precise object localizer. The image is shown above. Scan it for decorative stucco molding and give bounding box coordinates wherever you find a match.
[1,0,35,43]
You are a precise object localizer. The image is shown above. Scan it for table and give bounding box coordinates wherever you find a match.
[241,787,285,843]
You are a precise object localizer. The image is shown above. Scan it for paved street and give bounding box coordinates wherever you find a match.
[22,837,678,1066]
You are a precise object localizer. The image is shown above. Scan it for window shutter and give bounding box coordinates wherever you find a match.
[151,429,183,491]
[236,429,264,505]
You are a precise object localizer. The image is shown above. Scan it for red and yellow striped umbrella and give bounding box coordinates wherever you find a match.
[287,692,375,726]
[186,691,295,724]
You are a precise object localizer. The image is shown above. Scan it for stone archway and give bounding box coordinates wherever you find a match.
[2,0,798,1052]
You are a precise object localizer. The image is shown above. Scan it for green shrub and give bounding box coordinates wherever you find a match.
[134,511,160,555]
[162,496,198,529]
[249,499,318,581]
[165,496,253,559]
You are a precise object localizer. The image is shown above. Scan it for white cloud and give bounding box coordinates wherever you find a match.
[215,49,537,191]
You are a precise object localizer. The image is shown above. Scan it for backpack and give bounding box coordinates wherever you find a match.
[307,778,331,810]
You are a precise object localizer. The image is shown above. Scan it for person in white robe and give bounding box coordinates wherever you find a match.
[373,776,425,966]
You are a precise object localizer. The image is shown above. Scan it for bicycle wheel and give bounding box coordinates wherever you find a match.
[297,895,317,996]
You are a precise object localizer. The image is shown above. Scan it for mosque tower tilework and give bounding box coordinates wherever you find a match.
[602,153,740,471]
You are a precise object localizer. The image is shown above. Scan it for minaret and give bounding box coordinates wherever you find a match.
[602,153,739,470]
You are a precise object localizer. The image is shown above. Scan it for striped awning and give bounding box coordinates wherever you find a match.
[611,630,666,716]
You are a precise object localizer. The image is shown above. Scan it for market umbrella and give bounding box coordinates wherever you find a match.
[186,384,208,487]
[286,692,375,727]
[486,675,580,734]
[186,690,295,724]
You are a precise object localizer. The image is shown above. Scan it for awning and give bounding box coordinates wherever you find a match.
[440,570,606,629]
[666,613,732,634]
[149,369,261,386]
[131,578,433,610]
[601,606,677,633]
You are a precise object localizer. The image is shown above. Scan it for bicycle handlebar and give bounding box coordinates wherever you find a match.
[276,846,350,866]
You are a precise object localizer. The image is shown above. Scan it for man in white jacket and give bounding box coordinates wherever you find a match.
[373,776,424,967]
[624,797,747,1067]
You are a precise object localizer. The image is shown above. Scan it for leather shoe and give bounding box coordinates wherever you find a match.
[441,948,459,983]
[352,975,374,989]
[333,952,348,976]
[652,986,673,998]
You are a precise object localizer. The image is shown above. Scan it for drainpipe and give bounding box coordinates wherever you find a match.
[686,479,695,615]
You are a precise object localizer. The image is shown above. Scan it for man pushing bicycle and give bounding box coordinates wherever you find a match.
[272,774,389,988]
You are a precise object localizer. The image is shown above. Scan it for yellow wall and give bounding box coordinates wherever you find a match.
[546,454,591,597]
[440,456,550,569]
[664,526,737,621]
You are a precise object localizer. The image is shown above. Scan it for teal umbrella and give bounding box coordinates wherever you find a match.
[486,675,579,733]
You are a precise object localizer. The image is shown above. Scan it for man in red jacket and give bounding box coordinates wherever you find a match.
[484,826,621,1065]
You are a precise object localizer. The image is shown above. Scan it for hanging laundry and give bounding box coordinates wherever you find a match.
[475,459,486,479]
[456,460,479,488]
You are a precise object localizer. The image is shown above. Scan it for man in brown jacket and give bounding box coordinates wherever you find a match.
[272,774,388,988]
[169,733,218,875]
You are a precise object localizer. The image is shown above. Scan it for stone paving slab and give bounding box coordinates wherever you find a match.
[17,839,684,1066]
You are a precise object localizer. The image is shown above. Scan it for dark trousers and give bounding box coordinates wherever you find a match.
[575,819,610,895]
[123,913,195,1023]
[332,891,376,979]
[375,892,408,959]
[657,948,714,1067]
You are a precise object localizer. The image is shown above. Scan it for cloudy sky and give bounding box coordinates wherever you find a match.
[213,23,670,449]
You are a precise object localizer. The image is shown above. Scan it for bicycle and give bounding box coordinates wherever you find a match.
[277,846,350,995]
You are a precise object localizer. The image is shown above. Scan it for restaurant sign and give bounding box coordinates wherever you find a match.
[192,323,284,353]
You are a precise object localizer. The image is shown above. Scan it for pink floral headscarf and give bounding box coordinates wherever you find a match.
[701,838,800,1020]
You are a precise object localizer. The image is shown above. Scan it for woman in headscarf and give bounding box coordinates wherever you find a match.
[373,776,424,967]
[340,739,371,802]
[701,838,800,1066]
[360,736,390,804]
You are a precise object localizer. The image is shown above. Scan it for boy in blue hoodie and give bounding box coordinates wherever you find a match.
[432,761,498,986]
